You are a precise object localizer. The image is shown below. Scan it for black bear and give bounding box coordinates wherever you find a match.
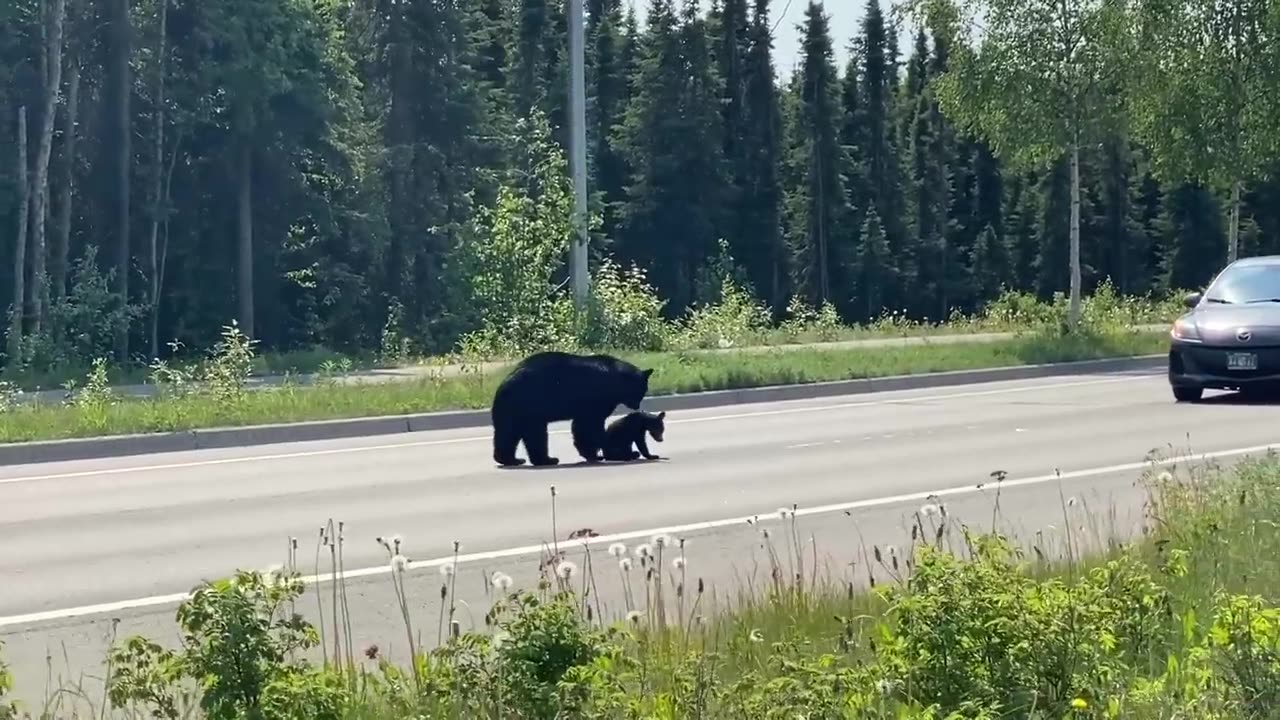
[490,351,655,467]
[601,410,666,461]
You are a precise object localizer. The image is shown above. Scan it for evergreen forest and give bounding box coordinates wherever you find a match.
[1,0,1277,370]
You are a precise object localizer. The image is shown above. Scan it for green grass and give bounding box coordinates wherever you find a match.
[13,447,1280,719]
[0,283,1184,394]
[0,327,1167,444]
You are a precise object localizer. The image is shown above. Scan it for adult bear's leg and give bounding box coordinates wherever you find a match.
[491,411,525,467]
[522,421,560,466]
[571,414,606,463]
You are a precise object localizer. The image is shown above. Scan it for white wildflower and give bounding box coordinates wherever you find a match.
[920,503,940,517]
[672,557,686,571]
[627,610,643,624]
[556,560,578,580]
[1157,470,1174,483]
[390,555,409,573]
[440,562,456,578]
[650,533,674,549]
[608,542,628,558]
[619,557,633,572]
[635,543,653,559]
[491,571,513,591]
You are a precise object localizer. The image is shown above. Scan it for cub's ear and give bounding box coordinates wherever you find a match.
[657,411,666,419]
[641,368,654,379]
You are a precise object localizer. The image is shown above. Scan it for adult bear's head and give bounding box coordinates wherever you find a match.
[621,367,654,410]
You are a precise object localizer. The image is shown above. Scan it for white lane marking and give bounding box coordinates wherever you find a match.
[0,372,1159,486]
[0,436,1266,630]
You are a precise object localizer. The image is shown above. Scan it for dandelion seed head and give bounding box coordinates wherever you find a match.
[556,560,578,580]
[627,610,643,624]
[650,533,674,548]
[619,557,633,572]
[749,629,764,643]
[777,507,791,519]
[608,542,627,558]
[390,554,409,572]
[672,557,686,571]
[491,571,513,590]
[440,562,456,577]
[635,543,653,559]
[920,503,940,517]
[1157,470,1173,483]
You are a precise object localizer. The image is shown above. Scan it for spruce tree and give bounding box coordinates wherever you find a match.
[737,0,787,308]
[856,0,907,310]
[784,1,851,311]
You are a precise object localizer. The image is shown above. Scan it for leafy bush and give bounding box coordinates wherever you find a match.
[0,643,16,720]
[107,568,348,720]
[577,258,671,352]
[452,111,583,359]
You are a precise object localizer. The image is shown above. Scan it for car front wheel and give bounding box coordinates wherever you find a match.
[1172,384,1204,403]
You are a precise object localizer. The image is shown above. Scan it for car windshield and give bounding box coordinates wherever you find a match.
[1203,264,1280,304]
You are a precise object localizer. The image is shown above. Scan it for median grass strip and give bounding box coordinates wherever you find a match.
[1,283,1182,395]
[0,327,1166,444]
[13,447,1280,718]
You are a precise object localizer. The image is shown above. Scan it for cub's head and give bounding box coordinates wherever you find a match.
[645,410,666,442]
[622,367,654,410]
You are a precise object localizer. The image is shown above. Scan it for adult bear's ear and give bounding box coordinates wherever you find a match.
[641,368,654,380]
[657,411,666,419]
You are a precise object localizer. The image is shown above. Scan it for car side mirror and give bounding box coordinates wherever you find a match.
[1183,292,1202,309]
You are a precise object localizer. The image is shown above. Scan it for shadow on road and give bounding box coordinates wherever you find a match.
[497,457,669,471]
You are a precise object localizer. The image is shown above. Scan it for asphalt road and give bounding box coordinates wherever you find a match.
[1,365,1274,714]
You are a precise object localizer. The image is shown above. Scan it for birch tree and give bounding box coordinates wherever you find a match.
[9,108,29,361]
[30,0,69,333]
[911,0,1131,328]
[1128,0,1280,265]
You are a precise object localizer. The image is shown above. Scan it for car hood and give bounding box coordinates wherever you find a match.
[1189,303,1280,345]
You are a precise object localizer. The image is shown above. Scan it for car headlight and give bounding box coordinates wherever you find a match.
[1171,317,1202,342]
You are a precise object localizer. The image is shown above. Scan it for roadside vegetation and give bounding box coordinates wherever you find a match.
[6,449,1280,718]
[0,282,1175,444]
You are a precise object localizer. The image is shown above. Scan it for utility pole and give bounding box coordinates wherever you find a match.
[567,0,590,308]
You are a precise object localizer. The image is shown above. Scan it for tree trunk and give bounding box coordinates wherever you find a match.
[111,0,132,362]
[1227,180,1241,264]
[150,137,178,360]
[53,47,80,301]
[30,0,68,334]
[9,109,30,363]
[237,139,255,338]
[148,0,168,359]
[1068,140,1082,330]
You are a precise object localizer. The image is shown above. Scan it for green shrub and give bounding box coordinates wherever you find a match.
[107,568,349,720]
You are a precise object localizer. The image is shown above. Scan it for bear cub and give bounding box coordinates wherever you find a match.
[601,410,666,461]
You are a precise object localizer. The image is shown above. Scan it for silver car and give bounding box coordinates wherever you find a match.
[1169,255,1280,402]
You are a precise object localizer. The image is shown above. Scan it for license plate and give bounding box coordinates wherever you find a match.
[1227,352,1258,371]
